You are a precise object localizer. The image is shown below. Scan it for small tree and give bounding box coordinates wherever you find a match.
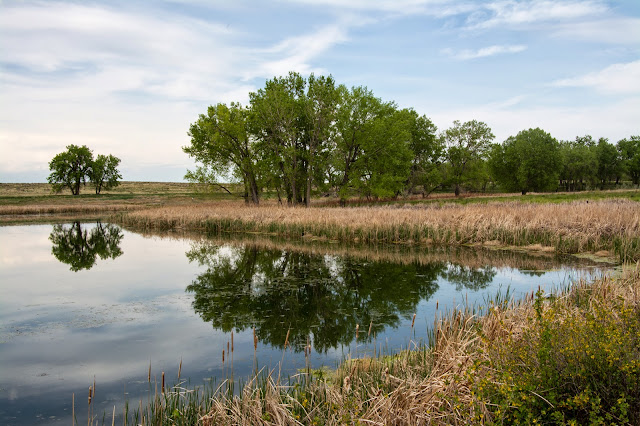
[47,145,94,195]
[89,154,122,194]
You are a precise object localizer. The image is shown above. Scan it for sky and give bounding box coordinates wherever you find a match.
[1,0,639,182]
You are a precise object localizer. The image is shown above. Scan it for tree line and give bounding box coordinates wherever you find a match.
[184,71,639,204]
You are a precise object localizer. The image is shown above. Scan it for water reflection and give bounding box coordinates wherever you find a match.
[185,241,496,352]
[49,221,124,271]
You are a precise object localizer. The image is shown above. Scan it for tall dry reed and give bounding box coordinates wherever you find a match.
[119,199,640,261]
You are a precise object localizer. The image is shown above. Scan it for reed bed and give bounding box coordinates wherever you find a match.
[104,263,637,425]
[119,198,640,261]
[0,204,140,216]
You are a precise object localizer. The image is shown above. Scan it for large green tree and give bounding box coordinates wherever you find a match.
[89,154,122,194]
[441,120,495,196]
[47,144,94,195]
[300,74,339,205]
[250,72,307,205]
[489,128,561,195]
[184,102,261,204]
[329,87,415,202]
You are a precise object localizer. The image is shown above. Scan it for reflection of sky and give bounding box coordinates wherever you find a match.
[0,224,608,425]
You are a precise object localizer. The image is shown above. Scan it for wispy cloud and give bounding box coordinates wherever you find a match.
[244,23,349,80]
[443,44,527,60]
[466,0,608,29]
[552,17,640,44]
[552,60,640,94]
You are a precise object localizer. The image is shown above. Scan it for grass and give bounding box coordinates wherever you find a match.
[120,197,640,262]
[96,263,639,425]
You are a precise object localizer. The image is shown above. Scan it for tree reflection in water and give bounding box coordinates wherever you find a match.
[49,221,124,271]
[186,241,496,353]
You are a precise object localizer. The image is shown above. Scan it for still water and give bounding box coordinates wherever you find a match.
[0,222,608,425]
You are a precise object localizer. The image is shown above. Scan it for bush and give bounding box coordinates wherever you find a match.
[472,286,640,425]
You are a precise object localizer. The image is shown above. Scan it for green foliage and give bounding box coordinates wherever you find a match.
[184,102,261,204]
[185,71,635,204]
[595,138,623,188]
[559,136,599,191]
[47,144,94,195]
[47,144,122,195]
[618,135,640,186]
[472,288,640,425]
[441,120,495,196]
[89,154,122,194]
[489,128,561,194]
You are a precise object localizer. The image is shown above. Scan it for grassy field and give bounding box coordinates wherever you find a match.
[0,181,237,223]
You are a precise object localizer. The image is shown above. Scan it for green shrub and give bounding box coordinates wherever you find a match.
[472,289,640,425]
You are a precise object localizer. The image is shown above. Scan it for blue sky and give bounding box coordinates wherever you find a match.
[1,0,639,182]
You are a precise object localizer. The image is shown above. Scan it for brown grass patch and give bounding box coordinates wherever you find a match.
[121,198,640,261]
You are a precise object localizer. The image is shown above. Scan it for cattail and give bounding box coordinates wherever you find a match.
[148,362,151,383]
[368,321,373,337]
[88,386,92,405]
[222,350,225,363]
[253,327,258,351]
[436,300,439,310]
[284,329,290,349]
[178,358,182,379]
[355,324,359,341]
[161,371,165,394]
[227,341,229,354]
[231,331,234,353]
[411,313,416,329]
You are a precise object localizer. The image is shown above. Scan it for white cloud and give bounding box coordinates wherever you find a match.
[244,24,349,79]
[552,17,640,44]
[552,60,640,94]
[443,44,527,60]
[466,0,608,29]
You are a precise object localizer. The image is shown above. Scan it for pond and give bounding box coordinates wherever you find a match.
[0,222,610,425]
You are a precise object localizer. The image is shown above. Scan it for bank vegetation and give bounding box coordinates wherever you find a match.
[120,198,640,262]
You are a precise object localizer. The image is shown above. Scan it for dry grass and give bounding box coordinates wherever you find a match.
[195,264,639,425]
[121,198,640,261]
[0,181,206,197]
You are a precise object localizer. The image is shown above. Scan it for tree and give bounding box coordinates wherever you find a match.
[47,144,94,195]
[441,120,495,196]
[559,136,598,191]
[89,154,122,194]
[405,110,443,197]
[618,135,640,186]
[489,128,561,195]
[328,87,418,203]
[250,72,307,205]
[184,102,261,204]
[300,74,339,206]
[595,138,622,188]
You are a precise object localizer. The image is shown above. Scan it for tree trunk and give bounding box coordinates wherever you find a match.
[454,184,460,197]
